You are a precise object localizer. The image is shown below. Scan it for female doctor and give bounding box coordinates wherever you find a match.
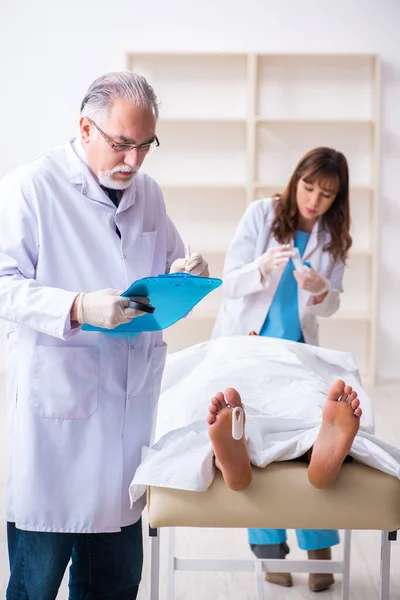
[213,146,352,592]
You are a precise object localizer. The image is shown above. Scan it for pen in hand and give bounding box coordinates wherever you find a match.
[184,244,191,272]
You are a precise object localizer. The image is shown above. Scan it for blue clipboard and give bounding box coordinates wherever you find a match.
[82,273,222,334]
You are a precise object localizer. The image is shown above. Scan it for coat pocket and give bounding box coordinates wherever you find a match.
[32,345,99,419]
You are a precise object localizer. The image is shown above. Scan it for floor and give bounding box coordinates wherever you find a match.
[1,377,400,599]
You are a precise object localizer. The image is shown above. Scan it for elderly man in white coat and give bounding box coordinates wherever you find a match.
[0,72,208,600]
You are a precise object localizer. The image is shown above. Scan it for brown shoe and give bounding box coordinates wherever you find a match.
[307,547,335,592]
[265,572,293,587]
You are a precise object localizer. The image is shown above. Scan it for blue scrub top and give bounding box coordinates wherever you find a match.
[259,231,310,342]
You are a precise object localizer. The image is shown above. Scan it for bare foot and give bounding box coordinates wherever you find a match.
[207,388,252,491]
[308,379,362,489]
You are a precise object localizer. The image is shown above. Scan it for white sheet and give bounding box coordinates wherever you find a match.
[130,336,400,503]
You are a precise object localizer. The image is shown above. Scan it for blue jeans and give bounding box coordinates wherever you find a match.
[6,520,143,600]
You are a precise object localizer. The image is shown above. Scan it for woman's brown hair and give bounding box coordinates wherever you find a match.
[270,147,352,263]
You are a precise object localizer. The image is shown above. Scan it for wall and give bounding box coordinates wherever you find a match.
[0,0,399,378]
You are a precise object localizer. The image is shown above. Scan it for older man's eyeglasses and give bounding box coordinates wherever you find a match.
[89,119,160,155]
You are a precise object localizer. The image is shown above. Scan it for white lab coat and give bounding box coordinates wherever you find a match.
[0,138,184,533]
[212,198,345,344]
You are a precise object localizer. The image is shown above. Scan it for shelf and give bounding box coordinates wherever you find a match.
[160,181,373,195]
[256,52,376,59]
[127,51,376,60]
[256,122,373,188]
[129,50,379,380]
[160,182,247,190]
[321,311,371,321]
[160,116,247,124]
[130,53,248,123]
[257,55,375,123]
[256,117,374,125]
[253,182,373,193]
[147,119,246,186]
[128,51,248,58]
[190,307,219,320]
[189,247,373,258]
[350,249,373,257]
[190,308,372,322]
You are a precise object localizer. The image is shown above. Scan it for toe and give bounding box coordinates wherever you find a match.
[224,387,243,408]
[354,407,362,418]
[329,379,345,400]
[350,398,360,410]
[344,384,353,395]
[345,391,358,406]
[206,413,215,425]
[210,395,221,408]
[209,402,218,415]
[214,392,226,410]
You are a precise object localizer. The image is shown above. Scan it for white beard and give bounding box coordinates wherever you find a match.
[98,165,139,190]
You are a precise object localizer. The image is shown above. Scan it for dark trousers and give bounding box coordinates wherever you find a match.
[6,520,142,600]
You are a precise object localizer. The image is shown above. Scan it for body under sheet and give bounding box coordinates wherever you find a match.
[130,336,400,502]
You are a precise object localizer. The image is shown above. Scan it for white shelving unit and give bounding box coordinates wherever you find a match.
[127,52,380,382]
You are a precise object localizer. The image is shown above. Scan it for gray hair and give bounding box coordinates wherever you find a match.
[80,71,159,122]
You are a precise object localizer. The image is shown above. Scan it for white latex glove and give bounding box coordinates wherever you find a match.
[293,267,329,296]
[259,244,294,277]
[169,251,209,277]
[76,289,147,329]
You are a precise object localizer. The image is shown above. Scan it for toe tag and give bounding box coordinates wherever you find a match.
[232,406,244,440]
